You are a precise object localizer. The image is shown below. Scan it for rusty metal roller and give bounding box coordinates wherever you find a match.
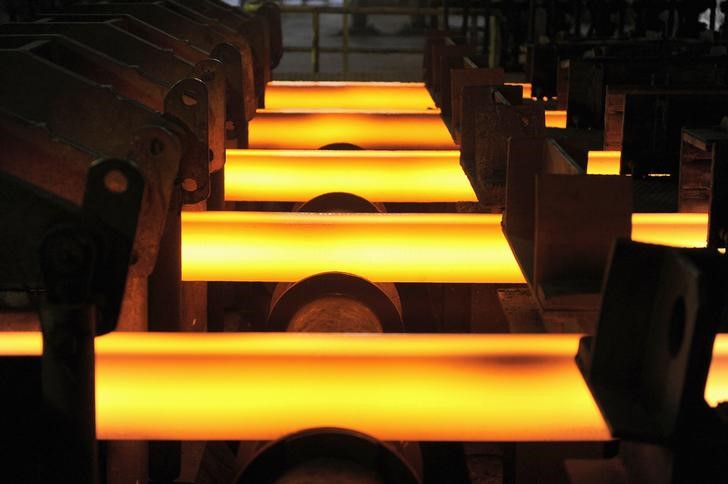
[268,192,399,333]
[234,429,421,484]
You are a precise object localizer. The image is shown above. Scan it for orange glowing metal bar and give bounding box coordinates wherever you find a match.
[545,110,567,128]
[248,112,458,150]
[707,335,728,407]
[265,81,438,112]
[181,212,524,283]
[587,151,622,175]
[631,213,709,248]
[506,82,532,99]
[181,212,709,284]
[223,149,476,202]
[2,332,726,442]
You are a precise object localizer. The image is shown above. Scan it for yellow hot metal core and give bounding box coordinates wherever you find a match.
[224,149,476,203]
[249,111,458,150]
[264,81,438,112]
[182,212,523,283]
[631,213,709,248]
[587,151,622,175]
[1,332,726,442]
[181,212,709,283]
[545,110,567,128]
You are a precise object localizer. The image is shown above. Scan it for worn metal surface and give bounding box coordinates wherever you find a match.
[0,53,183,276]
[268,272,403,333]
[575,240,728,483]
[53,3,256,131]
[460,87,544,211]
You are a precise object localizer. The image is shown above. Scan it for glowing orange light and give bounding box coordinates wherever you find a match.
[2,332,726,442]
[545,110,567,128]
[223,149,476,202]
[264,81,438,112]
[587,151,622,175]
[506,82,532,99]
[631,213,708,248]
[248,112,458,150]
[181,212,524,283]
[180,212,709,283]
[707,335,728,406]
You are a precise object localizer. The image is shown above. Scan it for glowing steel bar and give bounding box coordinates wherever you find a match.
[181,212,524,283]
[631,213,709,248]
[506,82,532,99]
[249,111,458,150]
[181,212,708,283]
[545,110,567,128]
[587,151,622,175]
[264,81,438,112]
[224,149,476,202]
[2,332,726,442]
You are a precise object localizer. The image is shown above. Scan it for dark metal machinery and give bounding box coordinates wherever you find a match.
[2,2,728,484]
[0,158,145,484]
[0,2,281,482]
[571,239,728,483]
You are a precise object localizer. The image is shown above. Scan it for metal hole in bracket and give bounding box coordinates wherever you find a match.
[668,297,687,358]
[150,138,165,156]
[103,169,128,194]
[182,178,198,192]
[209,149,215,164]
[182,93,198,107]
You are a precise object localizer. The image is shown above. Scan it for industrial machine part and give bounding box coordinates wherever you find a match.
[264,81,438,112]
[570,239,728,483]
[294,191,386,214]
[268,272,403,333]
[449,66,505,143]
[0,44,209,206]
[430,39,475,116]
[459,85,545,211]
[163,0,275,104]
[710,141,728,250]
[253,193,412,481]
[531,40,725,100]
[45,2,257,139]
[63,0,274,106]
[608,87,728,176]
[223,149,476,203]
[267,192,402,332]
[249,111,457,150]
[504,136,632,331]
[0,158,144,484]
[679,121,728,213]
[235,428,420,484]
[565,55,728,131]
[0,30,224,174]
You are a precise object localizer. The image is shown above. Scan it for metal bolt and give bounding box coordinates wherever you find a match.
[103,169,128,194]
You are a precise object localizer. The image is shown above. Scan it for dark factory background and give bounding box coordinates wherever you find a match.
[0,1,727,484]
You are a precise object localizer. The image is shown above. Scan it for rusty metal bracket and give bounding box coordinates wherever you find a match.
[572,240,728,483]
[53,3,256,137]
[0,52,182,277]
[164,77,210,202]
[503,136,632,331]
[460,87,545,211]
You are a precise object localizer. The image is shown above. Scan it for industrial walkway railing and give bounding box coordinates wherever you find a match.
[279,3,483,73]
